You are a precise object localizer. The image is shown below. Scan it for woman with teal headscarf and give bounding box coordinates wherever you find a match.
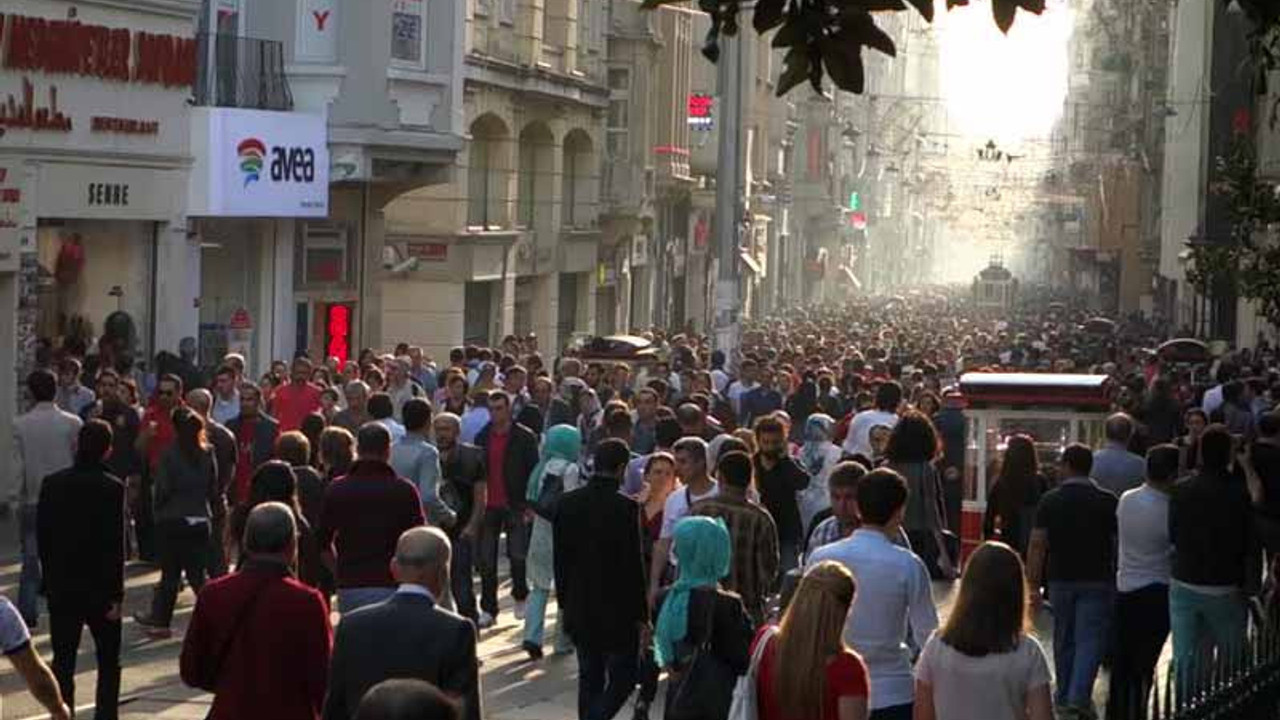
[522,424,582,660]
[651,516,753,720]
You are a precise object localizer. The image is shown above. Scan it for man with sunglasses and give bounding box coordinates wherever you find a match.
[135,374,185,563]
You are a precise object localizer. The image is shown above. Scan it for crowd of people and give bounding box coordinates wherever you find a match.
[4,294,1280,720]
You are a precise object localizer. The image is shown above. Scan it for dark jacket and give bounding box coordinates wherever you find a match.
[180,560,331,720]
[154,445,220,523]
[439,443,486,527]
[1170,469,1258,588]
[293,465,327,531]
[37,461,126,612]
[554,475,649,653]
[322,591,481,720]
[317,460,425,589]
[657,586,753,677]
[475,422,540,512]
[226,413,280,474]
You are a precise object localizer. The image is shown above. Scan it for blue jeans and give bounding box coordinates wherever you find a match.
[577,646,638,720]
[1048,582,1113,708]
[18,504,41,626]
[1169,582,1247,694]
[337,587,395,615]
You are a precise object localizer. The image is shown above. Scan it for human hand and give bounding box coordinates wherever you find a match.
[105,603,122,622]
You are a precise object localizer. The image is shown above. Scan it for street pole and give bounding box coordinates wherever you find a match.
[713,12,745,365]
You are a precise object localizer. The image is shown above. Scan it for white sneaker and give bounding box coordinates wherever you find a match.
[477,611,496,629]
[513,599,527,620]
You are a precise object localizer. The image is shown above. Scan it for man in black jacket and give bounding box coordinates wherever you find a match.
[324,527,481,720]
[555,439,648,720]
[1169,424,1258,691]
[474,390,540,628]
[434,411,488,623]
[37,419,126,720]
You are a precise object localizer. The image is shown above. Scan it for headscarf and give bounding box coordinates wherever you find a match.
[526,424,582,503]
[800,413,836,475]
[653,516,732,668]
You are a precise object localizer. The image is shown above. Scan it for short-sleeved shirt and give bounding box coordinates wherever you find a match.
[0,596,31,655]
[914,633,1051,720]
[660,481,719,540]
[1033,477,1118,584]
[752,627,869,720]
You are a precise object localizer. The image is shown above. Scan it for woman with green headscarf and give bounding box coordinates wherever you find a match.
[522,424,582,660]
[652,516,753,720]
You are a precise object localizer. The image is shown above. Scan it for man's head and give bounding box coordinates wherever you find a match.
[487,390,511,428]
[354,679,461,720]
[504,366,527,394]
[1200,424,1234,472]
[76,418,113,466]
[875,381,903,412]
[357,422,394,463]
[828,461,868,527]
[592,438,632,478]
[242,501,297,563]
[716,451,753,492]
[531,377,553,406]
[26,369,57,405]
[276,431,312,467]
[156,374,184,410]
[95,369,121,405]
[344,380,371,413]
[1145,444,1180,487]
[753,416,788,459]
[223,353,246,379]
[856,468,909,529]
[676,403,705,436]
[559,357,583,379]
[673,436,709,483]
[1105,413,1135,444]
[291,357,313,385]
[57,358,82,388]
[214,365,237,399]
[402,398,433,435]
[239,382,263,418]
[432,413,460,451]
[186,388,213,417]
[635,388,660,421]
[1059,443,1094,479]
[391,527,452,599]
[740,359,758,383]
[604,407,633,442]
[655,417,683,451]
[367,393,394,421]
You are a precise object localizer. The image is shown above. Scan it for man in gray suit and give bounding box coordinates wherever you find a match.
[13,370,82,626]
[323,527,481,720]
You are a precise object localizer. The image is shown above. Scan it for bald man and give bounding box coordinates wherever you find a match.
[324,528,482,720]
[186,389,234,577]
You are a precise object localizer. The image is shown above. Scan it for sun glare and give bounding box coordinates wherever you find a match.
[937,0,1073,144]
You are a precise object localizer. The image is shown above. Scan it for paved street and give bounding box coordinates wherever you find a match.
[0,514,1146,719]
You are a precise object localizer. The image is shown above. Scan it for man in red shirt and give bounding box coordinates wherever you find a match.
[135,374,184,562]
[181,502,331,720]
[271,357,323,433]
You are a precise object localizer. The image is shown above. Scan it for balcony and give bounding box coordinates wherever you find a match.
[193,34,293,111]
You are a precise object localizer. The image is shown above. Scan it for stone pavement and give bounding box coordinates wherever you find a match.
[0,510,1146,719]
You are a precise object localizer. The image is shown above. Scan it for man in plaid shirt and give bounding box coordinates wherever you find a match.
[691,450,779,625]
[804,461,869,562]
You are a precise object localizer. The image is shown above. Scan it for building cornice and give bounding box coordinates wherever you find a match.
[69,0,202,21]
[465,54,608,109]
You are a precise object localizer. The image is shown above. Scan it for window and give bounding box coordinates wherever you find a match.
[301,224,350,285]
[499,0,514,24]
[467,137,492,227]
[607,98,628,158]
[391,0,427,66]
[608,68,630,91]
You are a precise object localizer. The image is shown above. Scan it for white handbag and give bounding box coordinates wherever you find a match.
[728,625,779,720]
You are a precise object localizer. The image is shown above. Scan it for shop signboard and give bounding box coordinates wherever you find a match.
[0,164,26,271]
[189,108,330,218]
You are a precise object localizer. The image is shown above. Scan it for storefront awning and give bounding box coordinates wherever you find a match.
[739,251,762,275]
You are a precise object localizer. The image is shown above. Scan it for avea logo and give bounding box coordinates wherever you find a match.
[237,138,267,187]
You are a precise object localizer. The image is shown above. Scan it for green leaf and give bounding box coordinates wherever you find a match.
[846,0,909,10]
[946,0,970,7]
[902,0,934,22]
[777,46,811,96]
[754,0,787,34]
[846,11,897,57]
[822,41,867,93]
[772,17,808,48]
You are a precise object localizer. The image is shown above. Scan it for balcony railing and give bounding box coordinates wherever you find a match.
[193,34,293,111]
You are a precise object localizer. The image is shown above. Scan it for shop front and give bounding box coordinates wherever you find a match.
[0,0,200,499]
[188,107,329,377]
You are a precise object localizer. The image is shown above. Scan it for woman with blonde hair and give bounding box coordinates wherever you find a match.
[914,541,1052,720]
[752,561,869,720]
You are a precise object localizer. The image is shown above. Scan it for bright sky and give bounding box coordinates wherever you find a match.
[937,0,1074,144]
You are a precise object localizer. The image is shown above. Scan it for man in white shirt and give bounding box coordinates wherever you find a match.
[726,359,759,418]
[808,467,937,720]
[648,437,718,608]
[210,365,241,427]
[842,381,902,459]
[709,350,731,395]
[1108,444,1177,720]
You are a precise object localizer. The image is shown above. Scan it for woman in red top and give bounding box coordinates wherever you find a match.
[752,561,869,720]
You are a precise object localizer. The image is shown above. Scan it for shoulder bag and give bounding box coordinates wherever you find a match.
[728,625,777,720]
[665,590,738,720]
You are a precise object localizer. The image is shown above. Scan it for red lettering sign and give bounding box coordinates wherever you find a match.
[0,14,194,88]
[313,10,331,30]
[326,304,351,365]
[688,94,713,118]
